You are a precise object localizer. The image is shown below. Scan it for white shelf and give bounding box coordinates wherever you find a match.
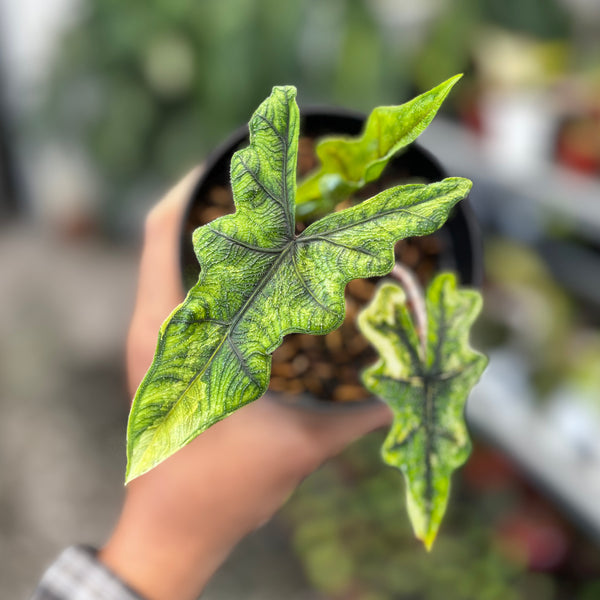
[467,350,600,541]
[421,120,600,538]
[420,119,600,241]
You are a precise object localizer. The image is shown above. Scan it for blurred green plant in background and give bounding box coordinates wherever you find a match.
[414,0,570,91]
[33,1,600,597]
[282,431,600,600]
[481,237,600,408]
[42,0,417,229]
[41,0,576,230]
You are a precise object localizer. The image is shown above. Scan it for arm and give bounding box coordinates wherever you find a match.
[36,168,391,600]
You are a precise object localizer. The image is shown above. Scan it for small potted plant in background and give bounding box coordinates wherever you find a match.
[126,75,488,549]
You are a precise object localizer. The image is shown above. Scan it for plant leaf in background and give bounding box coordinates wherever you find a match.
[295,74,462,218]
[358,274,487,550]
[126,85,472,483]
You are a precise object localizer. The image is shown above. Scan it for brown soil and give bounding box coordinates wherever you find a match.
[184,137,445,403]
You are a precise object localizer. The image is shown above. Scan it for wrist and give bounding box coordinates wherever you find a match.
[98,488,234,600]
[98,416,309,600]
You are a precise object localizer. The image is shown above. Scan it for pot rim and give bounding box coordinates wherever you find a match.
[181,105,482,288]
[179,106,483,410]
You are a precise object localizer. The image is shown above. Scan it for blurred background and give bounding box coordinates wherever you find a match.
[2,0,600,598]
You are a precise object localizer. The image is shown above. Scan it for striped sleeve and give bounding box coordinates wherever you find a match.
[31,546,145,600]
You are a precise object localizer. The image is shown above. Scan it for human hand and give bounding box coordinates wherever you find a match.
[100,169,392,600]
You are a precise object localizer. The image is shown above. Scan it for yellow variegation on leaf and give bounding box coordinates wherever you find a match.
[296,74,463,217]
[358,274,488,550]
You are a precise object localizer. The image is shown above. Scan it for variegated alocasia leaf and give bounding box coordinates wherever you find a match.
[126,85,473,483]
[358,274,487,550]
[296,74,462,217]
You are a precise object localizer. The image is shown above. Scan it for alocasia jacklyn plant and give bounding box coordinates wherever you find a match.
[126,75,487,550]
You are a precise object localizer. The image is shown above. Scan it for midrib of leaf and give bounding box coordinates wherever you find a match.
[423,376,434,517]
[295,236,378,258]
[299,201,441,240]
[217,91,298,342]
[421,286,448,517]
[227,241,294,332]
[422,288,445,524]
[430,282,447,373]
[207,227,283,253]
[252,111,294,233]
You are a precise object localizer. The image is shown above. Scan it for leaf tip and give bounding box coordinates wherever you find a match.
[440,73,463,92]
[124,450,163,485]
[124,426,165,485]
[421,530,438,552]
[444,175,473,194]
[270,84,298,101]
[410,505,440,552]
[411,505,440,552]
[427,73,464,107]
[124,470,135,487]
[124,455,145,486]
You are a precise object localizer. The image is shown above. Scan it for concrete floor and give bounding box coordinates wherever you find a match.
[0,223,316,599]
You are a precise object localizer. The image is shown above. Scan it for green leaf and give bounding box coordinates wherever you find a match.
[296,74,462,217]
[126,85,472,483]
[358,274,487,550]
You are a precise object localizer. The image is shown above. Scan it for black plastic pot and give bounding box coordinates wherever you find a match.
[179,107,483,410]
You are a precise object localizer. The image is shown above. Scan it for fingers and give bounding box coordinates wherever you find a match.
[294,399,393,461]
[126,166,203,395]
[137,165,204,306]
[252,394,393,477]
[333,400,394,437]
[144,166,204,245]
